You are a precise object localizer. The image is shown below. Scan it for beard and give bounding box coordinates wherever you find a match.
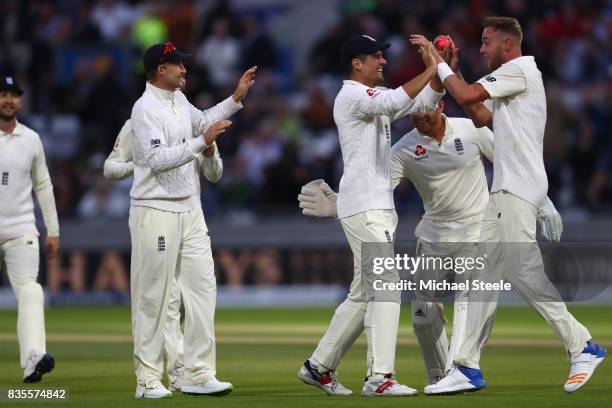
[0,111,16,121]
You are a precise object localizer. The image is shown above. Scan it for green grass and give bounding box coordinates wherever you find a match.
[0,306,610,407]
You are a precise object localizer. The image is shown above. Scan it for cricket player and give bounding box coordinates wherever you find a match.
[129,41,256,398]
[104,118,225,392]
[0,76,59,383]
[419,17,606,394]
[297,34,446,397]
[298,98,563,387]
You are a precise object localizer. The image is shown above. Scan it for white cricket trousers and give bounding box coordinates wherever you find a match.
[312,209,400,376]
[454,191,591,369]
[129,206,217,387]
[0,235,46,367]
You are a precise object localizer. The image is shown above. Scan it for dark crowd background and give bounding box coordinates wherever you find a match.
[0,0,610,293]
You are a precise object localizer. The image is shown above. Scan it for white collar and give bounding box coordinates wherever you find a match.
[146,82,176,103]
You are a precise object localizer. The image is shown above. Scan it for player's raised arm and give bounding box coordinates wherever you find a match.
[341,35,438,120]
[103,119,134,180]
[188,66,256,136]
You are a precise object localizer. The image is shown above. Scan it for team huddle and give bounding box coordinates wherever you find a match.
[0,15,606,399]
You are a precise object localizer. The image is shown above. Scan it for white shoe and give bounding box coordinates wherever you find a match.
[564,340,607,393]
[424,366,486,395]
[361,374,417,396]
[135,383,172,399]
[181,378,233,396]
[23,350,55,383]
[297,360,352,396]
[168,368,184,392]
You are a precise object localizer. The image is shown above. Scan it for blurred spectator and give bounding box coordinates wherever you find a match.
[237,119,283,187]
[91,0,136,43]
[195,18,240,89]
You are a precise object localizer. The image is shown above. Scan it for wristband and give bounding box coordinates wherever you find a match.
[437,62,455,82]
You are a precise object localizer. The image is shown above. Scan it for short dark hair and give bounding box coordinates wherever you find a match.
[146,69,157,81]
[483,16,523,45]
[346,53,368,77]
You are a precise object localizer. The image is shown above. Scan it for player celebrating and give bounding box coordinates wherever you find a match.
[0,76,60,383]
[298,97,563,387]
[104,117,225,392]
[297,34,445,397]
[419,17,606,394]
[128,42,256,398]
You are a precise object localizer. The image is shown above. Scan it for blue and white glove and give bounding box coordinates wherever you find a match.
[536,196,563,242]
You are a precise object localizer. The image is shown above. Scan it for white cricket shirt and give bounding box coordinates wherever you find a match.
[104,119,224,210]
[130,82,240,212]
[334,81,445,219]
[0,122,59,240]
[391,116,493,241]
[477,56,548,207]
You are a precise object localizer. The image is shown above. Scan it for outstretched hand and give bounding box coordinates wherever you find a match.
[232,66,257,103]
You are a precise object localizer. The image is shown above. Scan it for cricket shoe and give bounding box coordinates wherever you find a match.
[181,378,233,396]
[297,360,352,396]
[168,368,184,392]
[23,351,55,383]
[424,366,486,395]
[564,340,607,393]
[135,382,172,398]
[361,373,418,396]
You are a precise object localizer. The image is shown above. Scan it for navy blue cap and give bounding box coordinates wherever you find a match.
[341,35,390,63]
[0,76,24,95]
[143,42,191,72]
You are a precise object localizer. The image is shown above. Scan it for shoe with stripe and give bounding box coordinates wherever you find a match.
[298,360,352,395]
[424,366,486,395]
[564,340,607,393]
[361,373,417,396]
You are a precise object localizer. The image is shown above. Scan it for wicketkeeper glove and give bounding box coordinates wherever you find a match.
[536,196,563,242]
[297,179,338,218]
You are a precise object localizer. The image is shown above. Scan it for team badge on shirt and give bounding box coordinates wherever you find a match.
[158,236,166,252]
[366,88,377,97]
[414,144,428,160]
[1,172,8,185]
[454,138,464,155]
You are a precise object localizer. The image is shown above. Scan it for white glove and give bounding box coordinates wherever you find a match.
[536,196,563,242]
[297,179,338,218]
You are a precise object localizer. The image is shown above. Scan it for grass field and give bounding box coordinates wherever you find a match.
[0,305,610,407]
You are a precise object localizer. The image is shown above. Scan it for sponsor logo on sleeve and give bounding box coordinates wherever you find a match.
[150,139,161,147]
[484,75,496,82]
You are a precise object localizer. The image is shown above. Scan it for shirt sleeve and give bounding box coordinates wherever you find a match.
[390,83,446,122]
[476,62,526,99]
[348,85,418,120]
[31,136,59,236]
[199,141,223,183]
[187,94,243,136]
[131,105,206,173]
[474,125,495,162]
[103,120,134,180]
[390,137,410,189]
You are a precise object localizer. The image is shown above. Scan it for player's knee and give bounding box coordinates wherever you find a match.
[16,281,44,305]
[412,300,443,327]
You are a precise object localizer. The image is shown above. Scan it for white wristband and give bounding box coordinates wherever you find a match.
[437,62,455,82]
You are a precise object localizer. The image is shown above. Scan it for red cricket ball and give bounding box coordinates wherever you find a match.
[435,36,451,50]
